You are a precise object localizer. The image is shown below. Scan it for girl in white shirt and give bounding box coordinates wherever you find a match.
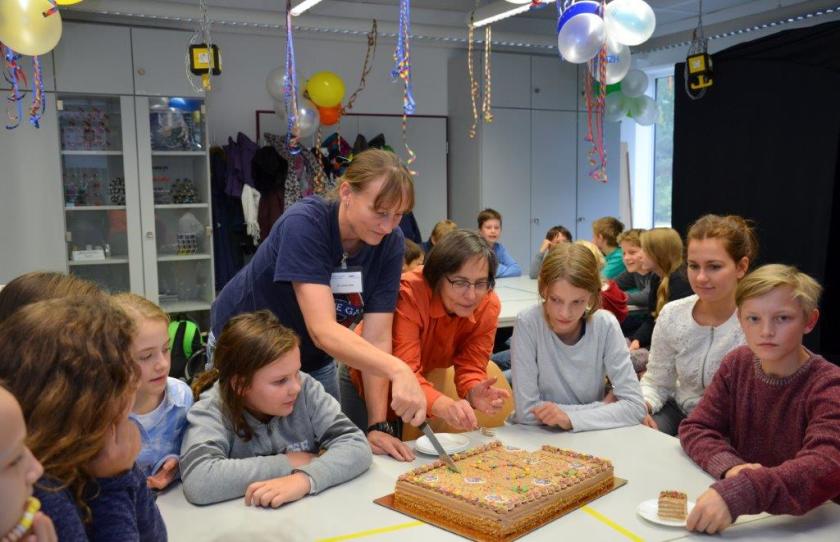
[641,214,758,435]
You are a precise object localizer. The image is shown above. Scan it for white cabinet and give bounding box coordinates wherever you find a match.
[449,51,620,269]
[57,95,143,294]
[531,56,579,111]
[54,23,134,95]
[489,53,531,109]
[131,28,202,97]
[0,96,65,283]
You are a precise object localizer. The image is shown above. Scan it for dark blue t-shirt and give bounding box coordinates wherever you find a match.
[211,196,405,373]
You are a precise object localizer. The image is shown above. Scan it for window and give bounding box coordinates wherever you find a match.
[653,75,675,227]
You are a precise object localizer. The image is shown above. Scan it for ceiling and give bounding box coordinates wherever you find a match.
[64,0,840,51]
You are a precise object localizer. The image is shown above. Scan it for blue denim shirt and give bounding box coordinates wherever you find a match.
[130,377,193,476]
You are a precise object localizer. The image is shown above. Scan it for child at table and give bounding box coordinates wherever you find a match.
[591,216,625,280]
[478,208,521,278]
[402,239,424,273]
[114,293,193,490]
[576,240,628,323]
[511,242,645,431]
[679,264,840,534]
[0,297,166,541]
[181,310,371,507]
[529,225,572,279]
[0,384,57,542]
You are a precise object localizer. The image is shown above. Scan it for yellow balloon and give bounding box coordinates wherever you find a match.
[56,1,84,5]
[0,0,63,56]
[305,71,345,108]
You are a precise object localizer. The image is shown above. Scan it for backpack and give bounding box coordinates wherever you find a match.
[168,316,206,383]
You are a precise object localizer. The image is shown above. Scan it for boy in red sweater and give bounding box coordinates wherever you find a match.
[679,264,840,534]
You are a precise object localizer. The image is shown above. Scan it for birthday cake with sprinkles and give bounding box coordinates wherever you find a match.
[394,441,614,540]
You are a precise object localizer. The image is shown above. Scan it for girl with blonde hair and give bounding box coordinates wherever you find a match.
[629,227,693,349]
[511,243,645,431]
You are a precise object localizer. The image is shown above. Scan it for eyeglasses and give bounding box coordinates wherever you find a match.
[444,276,493,293]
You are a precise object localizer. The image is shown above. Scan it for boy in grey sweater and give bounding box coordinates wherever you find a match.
[180,372,371,506]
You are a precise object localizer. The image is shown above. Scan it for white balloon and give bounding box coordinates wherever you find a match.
[621,69,649,97]
[605,0,656,47]
[265,67,287,101]
[604,92,627,122]
[633,95,659,126]
[557,13,606,64]
[274,99,320,139]
[589,36,631,84]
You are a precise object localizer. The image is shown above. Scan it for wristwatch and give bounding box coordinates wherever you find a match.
[367,421,399,437]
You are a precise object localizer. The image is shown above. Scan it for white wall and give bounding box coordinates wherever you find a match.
[204,31,453,143]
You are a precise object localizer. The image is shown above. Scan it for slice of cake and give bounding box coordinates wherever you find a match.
[658,490,688,521]
[394,441,614,541]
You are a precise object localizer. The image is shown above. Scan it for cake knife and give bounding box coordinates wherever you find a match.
[419,422,461,474]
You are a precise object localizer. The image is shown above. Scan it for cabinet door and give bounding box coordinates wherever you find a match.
[131,28,202,97]
[53,23,133,94]
[531,56,578,111]
[480,107,531,271]
[575,112,621,239]
[0,97,65,283]
[489,53,531,109]
[530,110,577,266]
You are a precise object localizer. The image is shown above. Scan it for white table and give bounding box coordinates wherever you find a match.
[156,424,840,541]
[494,277,540,327]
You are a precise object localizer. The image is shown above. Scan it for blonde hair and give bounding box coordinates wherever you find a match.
[592,217,624,247]
[617,228,644,248]
[112,292,169,325]
[430,219,458,245]
[736,264,822,315]
[538,243,602,319]
[333,148,415,212]
[575,240,605,272]
[687,214,758,266]
[641,228,684,317]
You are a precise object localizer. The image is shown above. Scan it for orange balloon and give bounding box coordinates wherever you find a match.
[318,105,342,126]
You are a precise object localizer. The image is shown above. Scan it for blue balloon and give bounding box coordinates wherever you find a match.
[556,1,601,33]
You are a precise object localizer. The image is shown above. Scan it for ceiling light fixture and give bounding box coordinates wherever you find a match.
[472,0,557,28]
[290,0,324,17]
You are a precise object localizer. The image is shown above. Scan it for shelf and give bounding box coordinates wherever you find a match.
[151,151,205,156]
[154,203,208,209]
[160,300,211,313]
[68,257,129,266]
[65,205,126,211]
[158,254,211,262]
[61,150,123,156]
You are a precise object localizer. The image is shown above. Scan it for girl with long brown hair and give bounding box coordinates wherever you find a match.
[180,311,370,507]
[511,243,645,431]
[641,215,758,435]
[0,297,166,541]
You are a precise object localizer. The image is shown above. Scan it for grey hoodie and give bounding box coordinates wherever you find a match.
[180,373,372,505]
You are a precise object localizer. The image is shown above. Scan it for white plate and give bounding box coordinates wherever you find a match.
[415,433,471,456]
[637,498,695,527]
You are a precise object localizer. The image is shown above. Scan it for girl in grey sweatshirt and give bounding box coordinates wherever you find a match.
[180,311,371,507]
[511,243,646,431]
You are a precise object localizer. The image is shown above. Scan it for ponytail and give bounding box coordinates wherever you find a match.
[191,367,220,401]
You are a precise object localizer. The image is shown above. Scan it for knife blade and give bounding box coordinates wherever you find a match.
[420,422,461,473]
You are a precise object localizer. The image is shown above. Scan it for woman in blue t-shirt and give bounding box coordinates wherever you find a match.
[211,149,426,438]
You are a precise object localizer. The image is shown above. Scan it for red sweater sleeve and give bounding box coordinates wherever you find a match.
[710,367,840,519]
[679,351,747,479]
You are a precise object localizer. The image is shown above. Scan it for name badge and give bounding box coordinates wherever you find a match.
[330,266,363,294]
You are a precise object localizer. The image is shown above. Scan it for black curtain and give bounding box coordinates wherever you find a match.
[672,21,840,361]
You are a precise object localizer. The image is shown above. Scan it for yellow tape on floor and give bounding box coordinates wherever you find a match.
[316,521,423,542]
[581,506,645,542]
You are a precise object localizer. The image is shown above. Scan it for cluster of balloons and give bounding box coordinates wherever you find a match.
[603,69,658,125]
[265,69,346,139]
[0,0,72,56]
[556,0,656,82]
